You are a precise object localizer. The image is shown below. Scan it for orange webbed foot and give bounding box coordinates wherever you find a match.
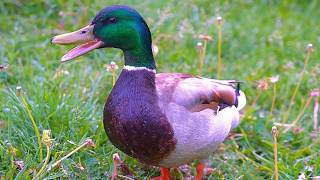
[196,162,205,180]
[149,167,170,180]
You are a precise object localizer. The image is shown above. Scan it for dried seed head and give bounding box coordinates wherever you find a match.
[53,69,70,79]
[14,160,24,170]
[110,61,118,70]
[84,139,95,147]
[272,126,278,137]
[105,61,119,72]
[199,34,213,41]
[269,75,280,83]
[16,86,22,96]
[112,153,121,166]
[216,16,223,24]
[257,79,269,90]
[293,126,304,134]
[75,162,85,171]
[306,43,313,53]
[42,130,53,147]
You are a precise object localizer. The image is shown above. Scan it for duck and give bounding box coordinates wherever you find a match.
[52,5,246,180]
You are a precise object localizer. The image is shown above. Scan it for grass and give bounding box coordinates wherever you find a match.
[0,0,320,179]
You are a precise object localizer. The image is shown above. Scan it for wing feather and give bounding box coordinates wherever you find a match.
[156,73,245,112]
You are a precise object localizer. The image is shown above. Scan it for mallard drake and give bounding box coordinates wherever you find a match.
[52,5,246,180]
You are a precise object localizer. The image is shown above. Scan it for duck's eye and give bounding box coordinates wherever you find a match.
[106,17,117,24]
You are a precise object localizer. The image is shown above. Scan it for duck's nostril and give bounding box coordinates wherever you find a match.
[80,30,87,34]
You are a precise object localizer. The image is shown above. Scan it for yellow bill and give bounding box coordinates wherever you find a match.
[51,25,104,63]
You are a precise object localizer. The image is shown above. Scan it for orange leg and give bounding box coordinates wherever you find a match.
[196,162,205,180]
[150,167,170,180]
[160,168,171,180]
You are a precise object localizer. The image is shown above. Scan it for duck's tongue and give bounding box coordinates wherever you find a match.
[60,40,104,63]
[51,24,104,62]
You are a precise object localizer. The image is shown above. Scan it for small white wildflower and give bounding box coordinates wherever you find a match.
[59,11,64,17]
[152,44,159,56]
[269,75,280,83]
[216,16,223,24]
[298,173,306,180]
[16,86,22,96]
[105,61,119,72]
[306,43,313,53]
[196,42,203,50]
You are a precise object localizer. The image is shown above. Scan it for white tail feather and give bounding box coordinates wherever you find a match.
[236,90,246,111]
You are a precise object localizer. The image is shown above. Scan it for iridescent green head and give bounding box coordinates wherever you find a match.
[52,5,155,69]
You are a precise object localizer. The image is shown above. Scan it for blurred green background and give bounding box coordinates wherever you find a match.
[0,0,319,179]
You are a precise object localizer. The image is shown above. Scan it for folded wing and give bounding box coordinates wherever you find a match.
[156,73,246,113]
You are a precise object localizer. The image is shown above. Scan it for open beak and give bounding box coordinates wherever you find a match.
[51,25,104,63]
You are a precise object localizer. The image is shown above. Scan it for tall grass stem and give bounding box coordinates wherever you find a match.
[198,44,204,76]
[112,71,116,86]
[269,84,277,119]
[284,45,312,122]
[35,145,50,179]
[284,94,313,133]
[19,91,43,161]
[272,126,279,180]
[47,139,94,172]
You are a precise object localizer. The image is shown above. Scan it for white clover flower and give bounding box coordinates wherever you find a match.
[196,42,203,50]
[152,44,159,56]
[269,75,280,83]
[105,61,119,72]
[306,43,313,53]
[216,16,223,24]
